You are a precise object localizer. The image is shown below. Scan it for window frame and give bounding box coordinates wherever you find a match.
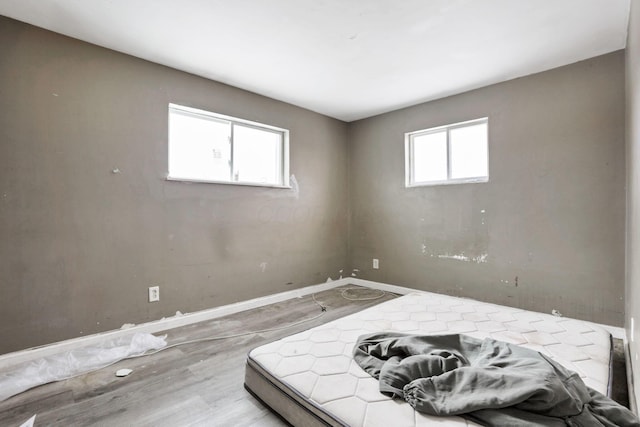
[404,117,489,187]
[167,103,290,188]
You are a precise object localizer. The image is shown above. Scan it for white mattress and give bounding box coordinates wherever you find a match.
[245,291,612,427]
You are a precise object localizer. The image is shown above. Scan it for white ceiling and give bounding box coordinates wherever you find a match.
[0,0,631,122]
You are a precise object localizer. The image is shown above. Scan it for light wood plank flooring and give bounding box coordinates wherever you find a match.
[0,286,397,426]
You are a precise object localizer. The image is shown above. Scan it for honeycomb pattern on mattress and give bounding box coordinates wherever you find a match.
[249,291,611,427]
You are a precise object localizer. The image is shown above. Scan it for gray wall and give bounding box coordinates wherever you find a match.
[0,17,349,354]
[349,51,626,326]
[626,0,640,411]
[0,15,629,356]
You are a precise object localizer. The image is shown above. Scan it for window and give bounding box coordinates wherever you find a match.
[168,104,289,187]
[405,118,488,187]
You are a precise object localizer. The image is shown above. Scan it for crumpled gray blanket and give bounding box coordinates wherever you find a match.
[353,333,640,426]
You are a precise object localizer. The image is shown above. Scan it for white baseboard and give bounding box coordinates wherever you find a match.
[0,278,352,369]
[0,277,626,368]
[351,278,626,339]
[348,278,416,295]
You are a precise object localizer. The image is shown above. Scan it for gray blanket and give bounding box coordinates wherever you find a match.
[353,333,640,426]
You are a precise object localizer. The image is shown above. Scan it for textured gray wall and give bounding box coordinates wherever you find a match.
[0,15,628,355]
[349,51,626,326]
[0,17,349,354]
[626,0,640,411]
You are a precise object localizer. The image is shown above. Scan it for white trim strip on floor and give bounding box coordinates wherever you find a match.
[349,278,626,340]
[0,277,626,368]
[0,278,352,369]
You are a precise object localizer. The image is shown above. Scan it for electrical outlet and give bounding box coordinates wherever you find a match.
[373,258,379,269]
[148,286,160,302]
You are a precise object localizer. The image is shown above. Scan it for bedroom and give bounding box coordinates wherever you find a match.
[0,0,639,425]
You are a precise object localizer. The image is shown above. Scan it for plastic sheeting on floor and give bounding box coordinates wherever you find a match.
[0,333,167,402]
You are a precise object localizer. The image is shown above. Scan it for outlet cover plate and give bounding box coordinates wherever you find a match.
[148,286,160,302]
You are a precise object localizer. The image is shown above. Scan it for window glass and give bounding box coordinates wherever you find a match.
[233,124,282,185]
[450,123,488,179]
[413,131,448,182]
[169,110,231,182]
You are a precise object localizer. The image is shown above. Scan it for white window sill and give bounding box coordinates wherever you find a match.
[406,177,489,188]
[166,176,292,189]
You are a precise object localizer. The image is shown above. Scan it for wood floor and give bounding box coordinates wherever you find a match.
[0,286,397,426]
[0,286,631,426]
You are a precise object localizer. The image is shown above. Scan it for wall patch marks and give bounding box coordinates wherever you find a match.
[290,174,299,199]
[437,253,488,264]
